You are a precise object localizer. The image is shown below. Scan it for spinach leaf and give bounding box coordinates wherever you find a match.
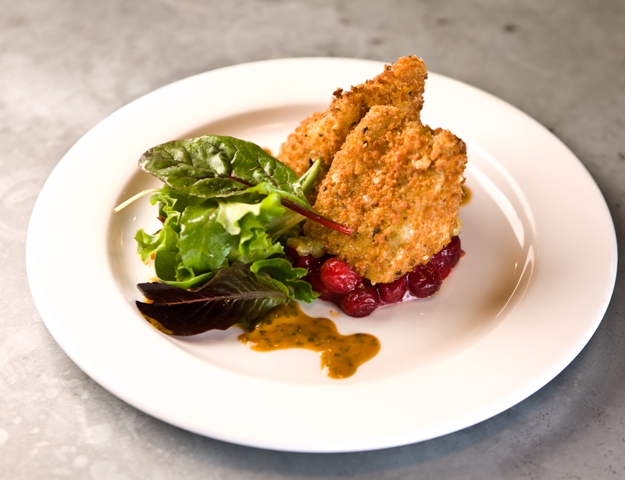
[136,262,289,335]
[139,135,352,234]
[139,135,305,202]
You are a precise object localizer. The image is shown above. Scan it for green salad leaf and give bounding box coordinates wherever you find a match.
[251,257,317,303]
[139,135,351,234]
[135,185,304,291]
[123,135,345,334]
[139,135,303,199]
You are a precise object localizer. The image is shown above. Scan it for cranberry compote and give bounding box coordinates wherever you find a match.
[294,254,320,275]
[285,246,300,263]
[408,263,442,298]
[429,236,462,280]
[319,258,362,294]
[288,236,462,318]
[339,286,379,318]
[376,275,408,304]
[305,271,338,302]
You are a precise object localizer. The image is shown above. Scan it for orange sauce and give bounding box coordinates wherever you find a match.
[238,303,380,379]
[460,185,472,206]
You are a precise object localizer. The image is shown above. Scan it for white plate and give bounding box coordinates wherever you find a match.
[26,58,617,453]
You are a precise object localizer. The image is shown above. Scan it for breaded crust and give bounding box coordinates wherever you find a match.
[277,56,428,199]
[304,106,467,284]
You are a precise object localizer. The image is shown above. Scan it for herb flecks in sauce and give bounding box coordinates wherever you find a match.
[238,303,380,379]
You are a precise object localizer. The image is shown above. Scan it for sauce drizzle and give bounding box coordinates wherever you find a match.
[460,185,472,206]
[238,303,380,379]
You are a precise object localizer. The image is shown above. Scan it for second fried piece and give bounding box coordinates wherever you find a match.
[278,56,428,198]
[305,106,467,285]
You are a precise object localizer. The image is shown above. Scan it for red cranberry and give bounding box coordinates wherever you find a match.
[306,271,338,302]
[376,275,408,304]
[430,236,462,279]
[319,257,362,294]
[294,255,320,275]
[408,263,442,298]
[285,246,299,263]
[339,286,379,317]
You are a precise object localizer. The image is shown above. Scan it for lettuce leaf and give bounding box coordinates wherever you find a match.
[134,185,315,300]
[250,258,318,303]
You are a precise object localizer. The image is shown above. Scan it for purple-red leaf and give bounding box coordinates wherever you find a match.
[136,263,288,335]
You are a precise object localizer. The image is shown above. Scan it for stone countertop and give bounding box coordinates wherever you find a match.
[2,1,624,478]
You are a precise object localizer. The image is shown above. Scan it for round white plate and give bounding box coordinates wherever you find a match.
[26,58,617,453]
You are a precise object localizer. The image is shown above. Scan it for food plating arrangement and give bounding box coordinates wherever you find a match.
[117,56,468,378]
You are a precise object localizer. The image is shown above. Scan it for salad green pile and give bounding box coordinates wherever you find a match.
[118,134,349,334]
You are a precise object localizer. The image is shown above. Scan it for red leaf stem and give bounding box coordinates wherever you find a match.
[281,200,353,235]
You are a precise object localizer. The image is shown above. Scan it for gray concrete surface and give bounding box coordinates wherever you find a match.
[2,0,624,478]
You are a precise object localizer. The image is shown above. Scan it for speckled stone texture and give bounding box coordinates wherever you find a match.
[1,0,624,478]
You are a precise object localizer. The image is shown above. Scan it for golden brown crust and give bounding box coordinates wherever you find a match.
[277,56,428,199]
[304,106,467,284]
